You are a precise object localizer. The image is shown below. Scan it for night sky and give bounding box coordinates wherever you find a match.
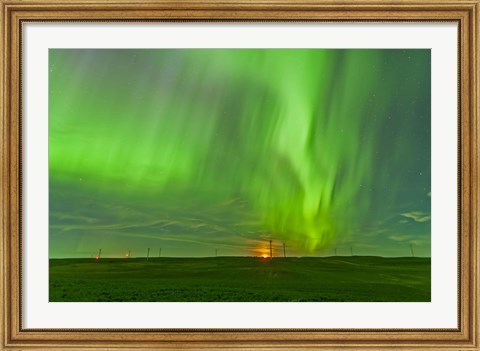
[49,49,431,258]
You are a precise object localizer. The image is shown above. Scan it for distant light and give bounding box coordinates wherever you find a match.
[262,255,268,259]
[95,256,99,260]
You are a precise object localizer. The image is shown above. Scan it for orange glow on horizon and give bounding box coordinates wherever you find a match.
[252,243,272,258]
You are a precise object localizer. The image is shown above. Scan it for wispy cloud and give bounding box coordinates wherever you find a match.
[388,234,427,244]
[388,234,409,242]
[401,211,430,223]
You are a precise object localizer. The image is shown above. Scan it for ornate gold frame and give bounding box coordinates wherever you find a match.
[1,1,478,350]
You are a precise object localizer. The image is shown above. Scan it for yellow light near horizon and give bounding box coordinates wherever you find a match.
[252,244,271,258]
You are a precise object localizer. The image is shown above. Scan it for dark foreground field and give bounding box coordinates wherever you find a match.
[49,256,430,302]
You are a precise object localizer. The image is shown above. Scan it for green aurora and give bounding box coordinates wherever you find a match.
[49,49,431,258]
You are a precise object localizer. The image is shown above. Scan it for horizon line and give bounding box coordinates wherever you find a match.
[49,255,432,259]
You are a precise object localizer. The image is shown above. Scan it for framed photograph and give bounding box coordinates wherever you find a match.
[1,0,478,350]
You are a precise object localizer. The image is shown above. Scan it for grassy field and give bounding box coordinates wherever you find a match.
[49,256,430,302]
